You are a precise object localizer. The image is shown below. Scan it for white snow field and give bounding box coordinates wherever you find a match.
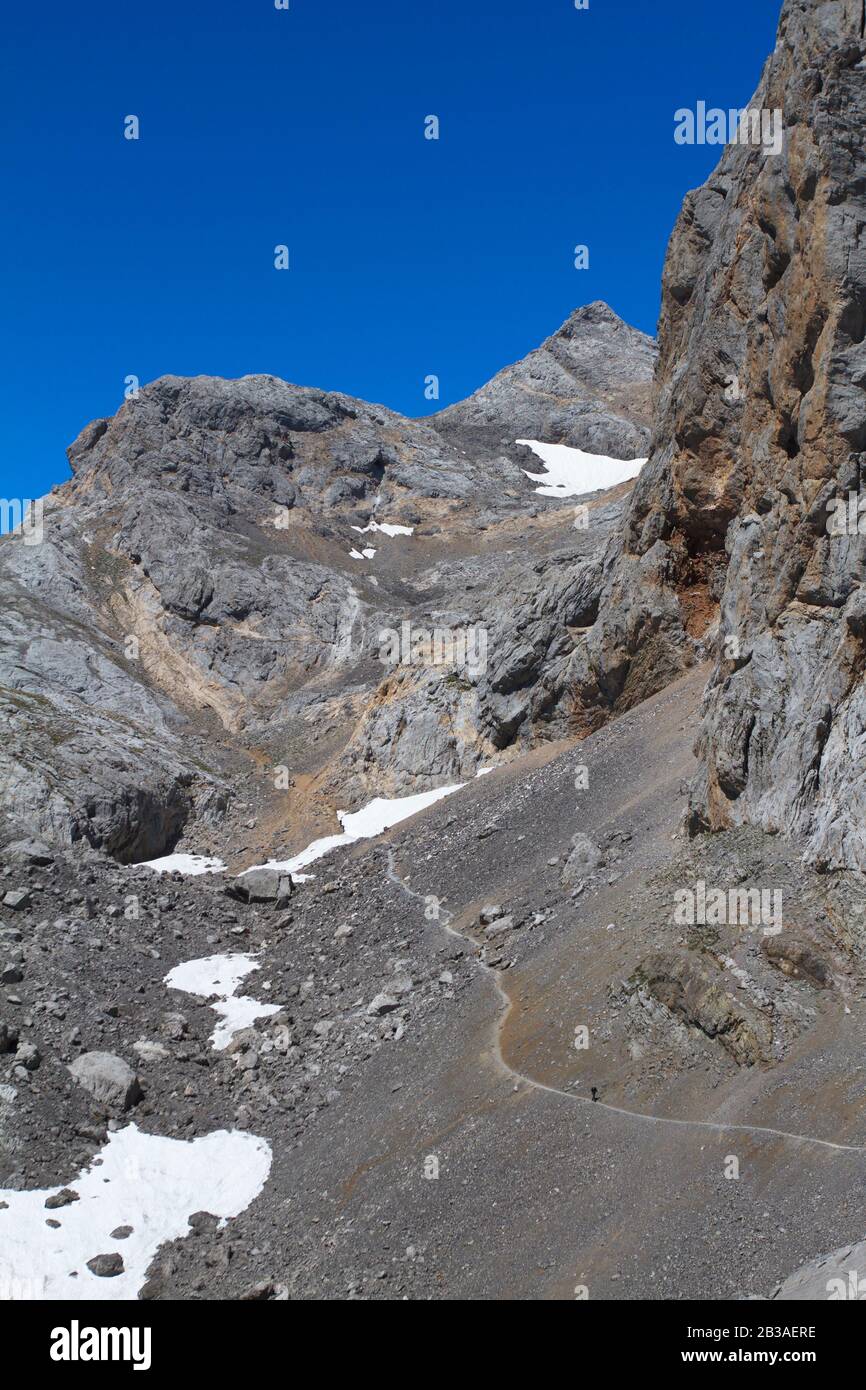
[0,1124,271,1301]
[517,439,646,497]
[349,546,376,559]
[164,953,281,1050]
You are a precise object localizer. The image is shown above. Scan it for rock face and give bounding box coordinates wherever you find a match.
[0,307,652,862]
[571,0,866,870]
[429,302,656,460]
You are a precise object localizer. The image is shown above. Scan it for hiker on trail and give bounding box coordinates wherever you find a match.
[591,1087,599,1103]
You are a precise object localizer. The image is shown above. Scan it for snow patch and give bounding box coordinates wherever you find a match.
[517,440,646,498]
[340,785,464,838]
[351,520,414,538]
[164,954,281,1050]
[349,547,376,560]
[246,783,466,879]
[0,1124,271,1301]
[140,853,225,877]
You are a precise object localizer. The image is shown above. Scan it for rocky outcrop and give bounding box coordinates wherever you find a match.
[571,0,866,870]
[633,951,771,1066]
[429,302,656,460]
[766,1238,866,1299]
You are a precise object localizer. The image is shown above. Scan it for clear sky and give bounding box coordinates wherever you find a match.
[2,0,782,501]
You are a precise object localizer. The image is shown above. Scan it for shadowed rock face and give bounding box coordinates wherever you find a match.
[571,0,866,870]
[0,311,651,860]
[428,301,656,460]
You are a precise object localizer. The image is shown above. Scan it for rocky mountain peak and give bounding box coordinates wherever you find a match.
[428,300,656,459]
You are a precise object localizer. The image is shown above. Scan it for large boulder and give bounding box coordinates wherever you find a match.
[227,868,293,907]
[68,1052,142,1111]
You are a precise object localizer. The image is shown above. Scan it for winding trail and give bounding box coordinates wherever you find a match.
[386,849,866,1159]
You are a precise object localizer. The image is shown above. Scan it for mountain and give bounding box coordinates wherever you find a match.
[0,306,653,865]
[3,0,866,1308]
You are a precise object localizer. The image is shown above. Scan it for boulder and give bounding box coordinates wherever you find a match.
[367,993,400,1017]
[5,839,54,866]
[68,1052,142,1111]
[86,1253,124,1278]
[2,891,32,911]
[484,915,514,938]
[561,834,604,886]
[227,868,293,908]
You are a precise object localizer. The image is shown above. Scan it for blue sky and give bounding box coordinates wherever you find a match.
[2,0,781,501]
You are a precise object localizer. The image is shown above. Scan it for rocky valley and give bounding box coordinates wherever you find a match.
[2,0,866,1306]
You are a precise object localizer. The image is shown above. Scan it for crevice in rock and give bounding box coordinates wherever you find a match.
[839,288,866,345]
[777,417,800,459]
[742,713,757,783]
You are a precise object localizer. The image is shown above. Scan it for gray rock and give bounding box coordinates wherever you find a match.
[239,1280,290,1301]
[430,303,656,460]
[160,1011,188,1040]
[228,869,293,907]
[2,891,31,911]
[5,839,54,865]
[366,993,400,1016]
[568,0,866,873]
[562,834,604,885]
[15,1043,40,1071]
[0,297,653,862]
[479,904,505,925]
[483,916,515,938]
[86,1253,124,1278]
[133,1039,169,1062]
[769,1239,866,1301]
[68,1052,142,1111]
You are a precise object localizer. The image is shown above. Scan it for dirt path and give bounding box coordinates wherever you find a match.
[385,860,866,1161]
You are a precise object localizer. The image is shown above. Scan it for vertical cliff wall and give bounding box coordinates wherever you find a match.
[574,0,866,869]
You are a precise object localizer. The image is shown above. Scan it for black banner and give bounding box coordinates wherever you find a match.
[2,1297,857,1376]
